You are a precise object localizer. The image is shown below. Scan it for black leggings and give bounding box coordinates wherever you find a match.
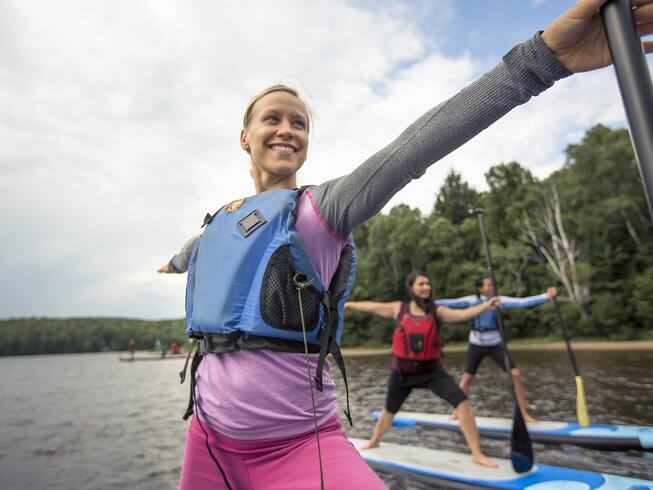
[463,343,516,375]
[385,362,467,414]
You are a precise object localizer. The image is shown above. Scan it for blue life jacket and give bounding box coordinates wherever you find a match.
[471,296,498,332]
[183,187,356,423]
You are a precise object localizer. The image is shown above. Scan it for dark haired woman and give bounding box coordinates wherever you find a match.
[346,270,500,467]
[436,276,556,423]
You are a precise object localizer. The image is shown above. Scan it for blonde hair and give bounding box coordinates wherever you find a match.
[242,84,312,131]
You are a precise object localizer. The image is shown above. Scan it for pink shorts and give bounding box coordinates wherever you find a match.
[179,414,386,489]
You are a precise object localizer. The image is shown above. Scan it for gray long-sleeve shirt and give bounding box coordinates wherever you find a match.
[169,33,569,274]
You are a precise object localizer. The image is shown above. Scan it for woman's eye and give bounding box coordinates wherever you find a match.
[293,121,306,129]
[265,116,279,123]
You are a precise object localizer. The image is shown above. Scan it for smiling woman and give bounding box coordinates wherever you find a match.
[156,1,653,489]
[239,87,311,192]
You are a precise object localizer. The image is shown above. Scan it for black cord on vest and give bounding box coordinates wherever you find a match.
[294,274,325,490]
[193,385,233,490]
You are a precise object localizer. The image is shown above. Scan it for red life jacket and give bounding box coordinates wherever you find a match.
[391,302,442,361]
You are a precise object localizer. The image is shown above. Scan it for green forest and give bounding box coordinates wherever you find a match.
[2,125,652,356]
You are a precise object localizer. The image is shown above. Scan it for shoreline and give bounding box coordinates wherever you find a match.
[341,339,653,357]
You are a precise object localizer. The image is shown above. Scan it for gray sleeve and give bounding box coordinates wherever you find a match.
[168,234,201,273]
[310,33,571,238]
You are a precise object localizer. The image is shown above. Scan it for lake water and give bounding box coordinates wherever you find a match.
[1,349,652,489]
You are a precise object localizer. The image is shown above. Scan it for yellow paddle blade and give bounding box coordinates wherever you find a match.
[575,376,590,427]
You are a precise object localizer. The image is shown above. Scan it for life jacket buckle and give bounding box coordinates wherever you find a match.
[292,272,314,290]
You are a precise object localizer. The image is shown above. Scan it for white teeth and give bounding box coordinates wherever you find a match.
[269,144,296,155]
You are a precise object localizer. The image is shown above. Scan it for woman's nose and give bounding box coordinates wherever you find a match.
[276,119,293,137]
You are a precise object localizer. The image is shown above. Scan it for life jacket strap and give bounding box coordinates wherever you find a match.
[312,292,353,427]
[197,332,242,354]
[472,326,496,332]
[313,293,332,392]
[182,348,202,421]
[328,337,353,427]
[179,339,197,384]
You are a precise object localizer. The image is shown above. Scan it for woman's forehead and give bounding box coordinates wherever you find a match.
[252,92,307,118]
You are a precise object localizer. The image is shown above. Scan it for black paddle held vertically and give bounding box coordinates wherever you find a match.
[474,209,534,473]
[601,0,653,220]
[527,234,590,427]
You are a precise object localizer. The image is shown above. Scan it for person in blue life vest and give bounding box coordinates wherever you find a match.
[346,270,501,467]
[154,2,653,487]
[436,276,557,423]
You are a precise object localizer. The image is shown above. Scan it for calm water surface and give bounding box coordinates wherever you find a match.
[1,349,652,489]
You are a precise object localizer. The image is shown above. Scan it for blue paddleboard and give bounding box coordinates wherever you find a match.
[374,411,653,451]
[350,438,653,489]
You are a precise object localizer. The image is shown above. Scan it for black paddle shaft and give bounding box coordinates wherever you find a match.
[601,0,653,220]
[552,299,580,374]
[475,210,516,389]
[475,209,533,472]
[528,239,581,377]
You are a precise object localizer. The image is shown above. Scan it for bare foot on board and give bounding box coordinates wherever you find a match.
[359,440,380,450]
[524,414,538,424]
[472,454,498,468]
[448,410,458,421]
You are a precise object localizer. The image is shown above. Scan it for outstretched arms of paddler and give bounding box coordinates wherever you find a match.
[438,297,500,323]
[345,301,402,320]
[157,234,201,273]
[345,297,499,322]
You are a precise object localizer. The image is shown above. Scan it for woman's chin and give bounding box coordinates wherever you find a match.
[265,160,304,176]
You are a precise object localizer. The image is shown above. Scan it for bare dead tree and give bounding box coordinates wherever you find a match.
[524,184,591,318]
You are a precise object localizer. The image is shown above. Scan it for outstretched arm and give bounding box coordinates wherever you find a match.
[435,296,477,309]
[308,0,653,238]
[157,234,200,274]
[438,297,500,323]
[345,301,401,320]
[500,287,557,310]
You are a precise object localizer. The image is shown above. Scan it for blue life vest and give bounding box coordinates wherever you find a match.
[471,296,498,332]
[184,187,356,421]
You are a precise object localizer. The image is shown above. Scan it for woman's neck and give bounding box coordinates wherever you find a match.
[252,168,297,194]
[409,300,426,315]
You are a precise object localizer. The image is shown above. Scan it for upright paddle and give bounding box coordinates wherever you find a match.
[474,209,534,473]
[601,0,653,221]
[527,234,590,427]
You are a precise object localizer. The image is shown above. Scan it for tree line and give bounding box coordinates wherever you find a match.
[1,125,651,355]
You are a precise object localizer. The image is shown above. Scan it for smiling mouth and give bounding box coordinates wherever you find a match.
[268,143,298,156]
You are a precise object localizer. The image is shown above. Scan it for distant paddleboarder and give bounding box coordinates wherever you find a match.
[346,270,500,467]
[127,338,136,360]
[436,277,557,423]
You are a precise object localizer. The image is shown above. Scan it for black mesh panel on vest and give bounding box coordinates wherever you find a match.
[260,245,321,331]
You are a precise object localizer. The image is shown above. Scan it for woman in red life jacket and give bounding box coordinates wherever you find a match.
[346,270,500,468]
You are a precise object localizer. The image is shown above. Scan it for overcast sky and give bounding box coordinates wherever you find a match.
[1,0,651,319]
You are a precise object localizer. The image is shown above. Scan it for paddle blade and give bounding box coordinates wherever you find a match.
[575,376,590,427]
[510,406,533,473]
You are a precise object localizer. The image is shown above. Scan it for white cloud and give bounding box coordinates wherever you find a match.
[0,0,641,318]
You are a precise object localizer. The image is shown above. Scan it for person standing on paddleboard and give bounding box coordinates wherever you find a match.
[436,277,557,423]
[346,270,500,467]
[157,1,653,487]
